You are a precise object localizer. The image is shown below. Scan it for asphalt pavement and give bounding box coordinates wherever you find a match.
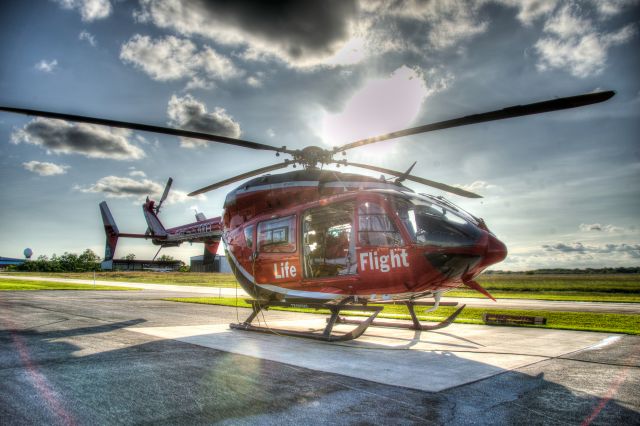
[2,274,639,313]
[0,287,638,425]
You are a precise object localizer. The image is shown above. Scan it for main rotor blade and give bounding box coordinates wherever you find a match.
[335,91,615,153]
[337,161,482,198]
[188,161,291,196]
[0,106,285,153]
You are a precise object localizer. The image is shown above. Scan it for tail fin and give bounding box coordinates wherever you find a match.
[205,240,220,255]
[100,201,119,264]
[143,200,168,237]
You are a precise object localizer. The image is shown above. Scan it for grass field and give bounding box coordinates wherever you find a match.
[0,271,240,288]
[447,274,640,302]
[164,296,640,335]
[2,272,639,302]
[0,278,138,291]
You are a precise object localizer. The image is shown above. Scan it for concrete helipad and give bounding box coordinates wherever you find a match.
[129,319,618,392]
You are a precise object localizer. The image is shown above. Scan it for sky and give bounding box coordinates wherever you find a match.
[0,0,638,270]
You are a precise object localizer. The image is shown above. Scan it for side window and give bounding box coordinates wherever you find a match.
[358,201,403,246]
[244,225,254,250]
[258,216,296,253]
[303,201,356,278]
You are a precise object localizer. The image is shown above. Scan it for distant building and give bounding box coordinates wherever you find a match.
[101,259,183,271]
[190,254,231,273]
[0,257,25,269]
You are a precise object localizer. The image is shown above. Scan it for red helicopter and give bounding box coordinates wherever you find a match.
[0,90,614,341]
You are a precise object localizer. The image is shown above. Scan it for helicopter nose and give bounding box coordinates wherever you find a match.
[482,233,507,267]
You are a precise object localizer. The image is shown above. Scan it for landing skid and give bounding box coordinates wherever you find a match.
[229,299,383,342]
[229,299,465,341]
[336,301,466,331]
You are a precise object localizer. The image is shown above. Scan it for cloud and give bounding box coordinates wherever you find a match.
[167,94,241,148]
[496,0,559,25]
[11,118,145,160]
[22,161,70,176]
[120,34,241,89]
[35,59,58,73]
[579,223,624,233]
[133,0,359,68]
[361,0,489,52]
[533,3,637,77]
[79,30,97,47]
[589,0,639,17]
[456,181,497,192]
[129,170,147,177]
[54,0,112,22]
[246,76,262,88]
[542,242,640,258]
[77,175,204,203]
[417,1,489,49]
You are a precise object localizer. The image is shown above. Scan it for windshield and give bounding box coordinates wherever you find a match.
[391,195,481,247]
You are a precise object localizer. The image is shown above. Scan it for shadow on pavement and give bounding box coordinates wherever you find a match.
[0,317,638,425]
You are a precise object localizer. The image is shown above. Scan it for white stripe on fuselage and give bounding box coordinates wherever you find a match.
[232,180,403,196]
[223,234,341,300]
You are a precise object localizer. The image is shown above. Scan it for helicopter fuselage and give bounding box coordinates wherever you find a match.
[221,170,507,302]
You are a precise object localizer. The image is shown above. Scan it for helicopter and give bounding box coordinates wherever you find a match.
[98,177,223,269]
[0,90,614,341]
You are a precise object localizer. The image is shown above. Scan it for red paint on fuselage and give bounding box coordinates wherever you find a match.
[220,170,507,301]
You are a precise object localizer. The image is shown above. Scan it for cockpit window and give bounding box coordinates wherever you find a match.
[258,216,296,253]
[391,196,481,247]
[358,201,403,246]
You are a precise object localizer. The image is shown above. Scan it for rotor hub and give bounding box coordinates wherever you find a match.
[294,146,335,169]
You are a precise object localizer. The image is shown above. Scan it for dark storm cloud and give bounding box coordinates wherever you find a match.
[205,0,357,56]
[543,242,640,258]
[10,118,145,160]
[167,94,241,148]
[135,0,358,66]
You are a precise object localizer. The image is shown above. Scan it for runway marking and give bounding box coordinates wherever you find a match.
[584,335,622,350]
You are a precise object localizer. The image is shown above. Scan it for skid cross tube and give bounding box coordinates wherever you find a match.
[336,301,466,331]
[229,299,383,342]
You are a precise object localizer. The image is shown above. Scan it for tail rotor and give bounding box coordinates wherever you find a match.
[154,177,173,214]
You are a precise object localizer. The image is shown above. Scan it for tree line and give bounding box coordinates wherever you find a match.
[8,249,102,272]
[486,267,640,275]
[6,250,179,272]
